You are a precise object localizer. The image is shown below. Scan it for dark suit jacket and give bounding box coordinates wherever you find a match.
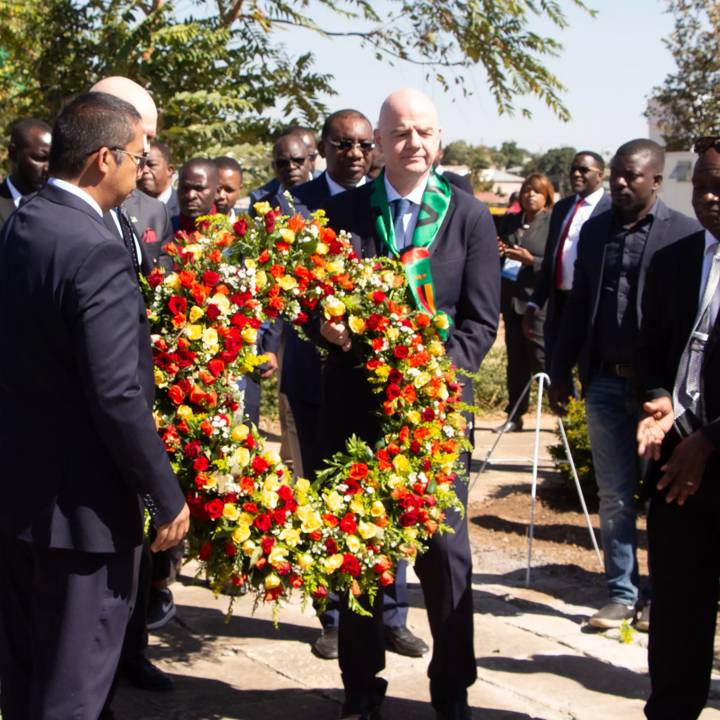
[0,179,17,228]
[250,178,280,208]
[123,189,173,275]
[164,187,180,231]
[320,178,500,454]
[551,198,701,388]
[0,184,185,552]
[442,170,474,195]
[635,229,720,477]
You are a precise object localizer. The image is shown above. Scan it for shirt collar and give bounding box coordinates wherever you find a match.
[325,171,366,197]
[6,176,23,207]
[578,187,605,208]
[157,185,173,204]
[384,174,427,206]
[47,177,103,217]
[705,229,719,254]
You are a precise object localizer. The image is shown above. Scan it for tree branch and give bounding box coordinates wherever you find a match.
[222,0,245,27]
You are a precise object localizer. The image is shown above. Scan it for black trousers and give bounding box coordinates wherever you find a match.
[503,305,545,420]
[0,536,139,720]
[338,455,475,715]
[645,475,720,720]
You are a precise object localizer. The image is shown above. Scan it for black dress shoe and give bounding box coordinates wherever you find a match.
[384,625,429,657]
[491,417,523,434]
[120,656,174,692]
[312,627,339,659]
[436,700,471,720]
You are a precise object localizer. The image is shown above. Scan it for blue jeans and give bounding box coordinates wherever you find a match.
[585,375,641,605]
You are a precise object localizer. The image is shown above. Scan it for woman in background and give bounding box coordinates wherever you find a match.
[494,173,555,433]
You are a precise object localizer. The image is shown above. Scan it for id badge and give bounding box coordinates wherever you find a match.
[502,258,522,281]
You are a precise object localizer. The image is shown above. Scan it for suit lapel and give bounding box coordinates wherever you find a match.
[587,211,614,324]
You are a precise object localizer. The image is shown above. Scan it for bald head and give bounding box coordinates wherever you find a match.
[375,88,441,194]
[91,76,157,140]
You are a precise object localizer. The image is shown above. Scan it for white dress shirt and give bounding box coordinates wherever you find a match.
[325,172,366,197]
[384,174,427,244]
[698,230,720,313]
[157,185,174,205]
[5,176,23,208]
[47,177,103,216]
[557,187,606,290]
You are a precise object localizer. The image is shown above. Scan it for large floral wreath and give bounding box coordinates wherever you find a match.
[143,203,469,615]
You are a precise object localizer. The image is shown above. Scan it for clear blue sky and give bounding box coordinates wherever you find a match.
[275,0,677,156]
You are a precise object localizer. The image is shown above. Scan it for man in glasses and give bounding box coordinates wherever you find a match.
[91,77,174,276]
[296,125,320,176]
[273,109,429,662]
[520,151,610,421]
[549,139,699,633]
[0,91,188,720]
[635,135,720,719]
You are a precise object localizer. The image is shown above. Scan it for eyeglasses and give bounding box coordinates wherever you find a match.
[694,137,720,155]
[274,156,307,169]
[326,138,375,154]
[111,147,149,169]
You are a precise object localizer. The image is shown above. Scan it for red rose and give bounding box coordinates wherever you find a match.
[206,304,221,321]
[265,212,276,233]
[347,463,368,482]
[252,456,269,474]
[393,345,409,360]
[341,553,361,577]
[205,498,225,520]
[339,513,357,535]
[233,218,248,237]
[399,509,419,527]
[199,542,213,561]
[183,440,201,459]
[386,383,401,401]
[202,270,220,287]
[323,513,339,527]
[371,290,386,304]
[168,296,187,316]
[272,508,287,525]
[313,585,328,599]
[225,542,237,557]
[261,536,275,555]
[278,485,293,501]
[208,358,225,377]
[289,574,303,588]
[325,538,338,554]
[254,513,271,532]
[147,267,164,288]
[243,502,258,514]
[167,384,185,405]
[379,570,395,586]
[193,456,209,471]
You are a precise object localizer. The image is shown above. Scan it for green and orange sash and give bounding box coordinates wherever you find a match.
[370,170,452,339]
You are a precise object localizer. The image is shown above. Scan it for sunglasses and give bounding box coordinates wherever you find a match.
[326,138,375,154]
[694,137,720,155]
[274,156,307,169]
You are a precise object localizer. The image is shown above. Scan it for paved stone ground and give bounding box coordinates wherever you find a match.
[112,418,720,720]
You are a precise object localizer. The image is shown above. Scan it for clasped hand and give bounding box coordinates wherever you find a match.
[321,320,352,352]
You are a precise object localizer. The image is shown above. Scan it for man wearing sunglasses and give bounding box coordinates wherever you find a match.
[273,109,429,663]
[635,135,720,720]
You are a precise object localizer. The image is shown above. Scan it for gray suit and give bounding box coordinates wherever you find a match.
[122,189,174,275]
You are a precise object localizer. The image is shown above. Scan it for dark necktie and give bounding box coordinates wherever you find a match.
[392,198,412,251]
[117,207,141,277]
[554,197,584,289]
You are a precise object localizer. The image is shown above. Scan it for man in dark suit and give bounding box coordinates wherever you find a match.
[549,139,699,631]
[0,118,52,226]
[275,108,428,661]
[522,151,610,384]
[320,89,500,720]
[139,140,179,225]
[0,92,188,720]
[635,138,720,720]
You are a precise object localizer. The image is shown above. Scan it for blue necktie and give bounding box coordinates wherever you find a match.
[392,198,412,251]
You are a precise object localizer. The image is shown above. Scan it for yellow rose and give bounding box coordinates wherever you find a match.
[202,327,219,351]
[244,258,256,271]
[349,496,365,516]
[240,512,254,525]
[434,313,450,330]
[210,293,230,314]
[316,241,329,255]
[231,447,250,470]
[242,540,256,556]
[279,228,296,244]
[154,368,167,388]
[357,521,378,540]
[374,364,390,380]
[233,524,251,544]
[323,296,346,319]
[185,324,202,341]
[177,404,193,421]
[413,372,431,388]
[277,275,298,291]
[406,410,422,425]
[324,490,345,514]
[204,473,217,489]
[386,327,399,342]
[346,535,361,553]
[189,305,204,323]
[326,260,344,274]
[321,554,344,574]
[298,553,314,570]
[279,527,301,546]
[348,315,366,334]
[231,424,249,442]
[261,490,279,509]
[301,512,322,534]
[255,269,267,290]
[392,454,411,474]
[428,340,444,356]
[268,547,288,566]
[253,201,271,216]
[241,326,258,344]
[295,478,310,496]
[370,501,386,518]
[264,450,281,466]
[163,273,180,289]
[264,573,281,589]
[223,503,239,521]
